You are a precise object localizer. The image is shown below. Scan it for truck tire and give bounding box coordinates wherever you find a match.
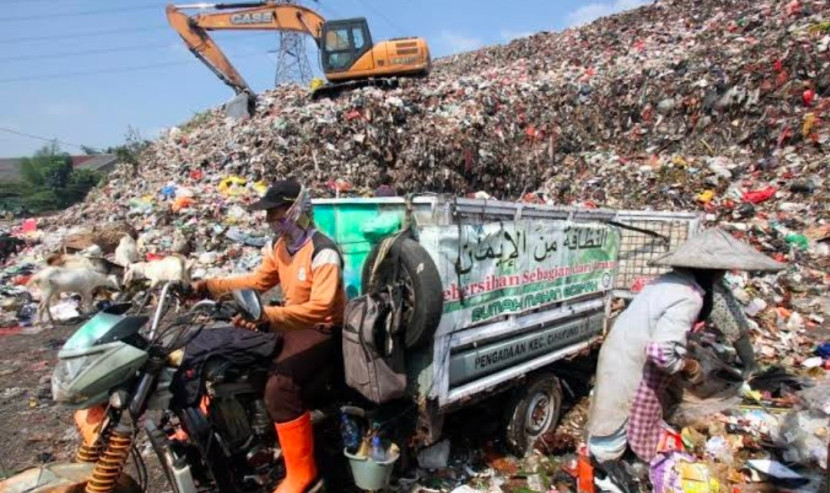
[504,373,563,457]
[361,238,443,348]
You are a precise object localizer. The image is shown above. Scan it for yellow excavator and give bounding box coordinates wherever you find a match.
[166,1,431,104]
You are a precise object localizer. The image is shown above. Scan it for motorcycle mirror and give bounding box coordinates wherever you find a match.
[232,289,263,321]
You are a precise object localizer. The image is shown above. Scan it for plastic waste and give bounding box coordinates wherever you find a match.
[773,410,829,468]
[218,176,248,196]
[576,444,595,493]
[172,196,194,212]
[340,414,362,454]
[651,452,719,493]
[370,435,386,463]
[417,439,450,470]
[696,190,715,203]
[49,299,81,322]
[742,186,776,204]
[161,185,177,200]
[785,233,809,250]
[745,298,767,317]
[703,436,732,465]
[16,303,37,326]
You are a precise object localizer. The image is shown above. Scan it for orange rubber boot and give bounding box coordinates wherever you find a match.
[274,412,319,493]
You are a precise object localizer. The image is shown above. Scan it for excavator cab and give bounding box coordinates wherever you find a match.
[321,18,373,73]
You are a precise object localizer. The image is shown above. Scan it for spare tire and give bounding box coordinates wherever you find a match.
[361,238,443,348]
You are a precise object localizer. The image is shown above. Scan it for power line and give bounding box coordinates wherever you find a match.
[0,0,101,4]
[0,50,264,84]
[0,33,279,62]
[0,25,169,45]
[0,4,161,22]
[353,0,406,35]
[313,0,345,20]
[0,42,171,62]
[0,127,86,150]
[0,60,203,83]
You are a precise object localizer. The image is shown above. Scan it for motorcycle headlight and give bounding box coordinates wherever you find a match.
[52,355,98,404]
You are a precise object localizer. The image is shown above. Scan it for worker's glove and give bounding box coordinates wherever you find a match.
[682,358,704,385]
[231,313,269,332]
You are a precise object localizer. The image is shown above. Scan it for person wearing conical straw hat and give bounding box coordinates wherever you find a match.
[586,228,785,492]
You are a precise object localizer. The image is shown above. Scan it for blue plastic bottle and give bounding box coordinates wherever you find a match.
[370,435,386,462]
[339,414,361,453]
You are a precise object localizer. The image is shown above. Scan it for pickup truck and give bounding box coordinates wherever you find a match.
[314,196,701,455]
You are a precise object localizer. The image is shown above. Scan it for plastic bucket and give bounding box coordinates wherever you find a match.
[344,448,400,491]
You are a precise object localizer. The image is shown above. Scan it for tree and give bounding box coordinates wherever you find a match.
[5,142,102,214]
[80,145,102,155]
[106,126,150,172]
[18,142,73,188]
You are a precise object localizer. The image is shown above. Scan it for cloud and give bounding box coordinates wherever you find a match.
[567,0,651,26]
[439,30,483,54]
[500,29,534,42]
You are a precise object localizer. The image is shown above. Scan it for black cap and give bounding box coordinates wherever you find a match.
[247,179,302,211]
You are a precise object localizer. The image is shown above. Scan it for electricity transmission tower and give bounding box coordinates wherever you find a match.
[273,0,314,86]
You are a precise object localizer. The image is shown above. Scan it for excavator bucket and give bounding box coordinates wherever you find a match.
[224,92,256,119]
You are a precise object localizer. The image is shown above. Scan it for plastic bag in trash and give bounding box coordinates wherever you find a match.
[417,439,450,470]
[773,410,829,469]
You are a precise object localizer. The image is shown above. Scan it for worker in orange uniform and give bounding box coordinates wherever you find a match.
[193,179,345,493]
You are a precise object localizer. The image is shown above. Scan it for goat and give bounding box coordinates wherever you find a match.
[0,234,25,264]
[114,235,139,267]
[79,244,103,258]
[28,267,120,325]
[124,256,194,289]
[46,253,124,278]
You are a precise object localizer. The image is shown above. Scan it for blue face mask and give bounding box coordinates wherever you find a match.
[268,220,284,236]
[270,218,310,252]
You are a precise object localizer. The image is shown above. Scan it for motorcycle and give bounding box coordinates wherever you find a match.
[0,282,352,493]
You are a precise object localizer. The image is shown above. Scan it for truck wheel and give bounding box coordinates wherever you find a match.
[361,238,443,348]
[504,373,563,457]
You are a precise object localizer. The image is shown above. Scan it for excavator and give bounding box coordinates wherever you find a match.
[166,1,431,108]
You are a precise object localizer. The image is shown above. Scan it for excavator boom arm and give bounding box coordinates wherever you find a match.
[166,2,326,95]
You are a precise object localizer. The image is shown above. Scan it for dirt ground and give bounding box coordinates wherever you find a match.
[0,324,82,475]
[0,323,168,490]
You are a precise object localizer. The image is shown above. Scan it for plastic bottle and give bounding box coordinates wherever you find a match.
[339,414,362,454]
[370,435,386,463]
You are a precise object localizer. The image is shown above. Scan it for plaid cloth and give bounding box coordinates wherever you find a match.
[627,341,686,461]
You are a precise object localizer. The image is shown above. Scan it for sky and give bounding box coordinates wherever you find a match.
[0,0,650,158]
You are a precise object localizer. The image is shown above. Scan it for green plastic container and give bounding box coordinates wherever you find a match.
[313,198,406,300]
[344,448,400,491]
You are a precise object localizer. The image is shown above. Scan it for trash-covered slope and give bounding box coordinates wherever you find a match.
[9,0,830,337]
[120,0,828,200]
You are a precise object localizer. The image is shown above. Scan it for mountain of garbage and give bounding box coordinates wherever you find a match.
[5,0,829,340]
[5,0,826,326]
[0,0,827,489]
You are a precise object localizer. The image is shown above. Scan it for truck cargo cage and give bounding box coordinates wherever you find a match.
[611,210,702,298]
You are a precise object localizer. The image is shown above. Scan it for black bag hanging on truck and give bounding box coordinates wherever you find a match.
[342,236,407,403]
